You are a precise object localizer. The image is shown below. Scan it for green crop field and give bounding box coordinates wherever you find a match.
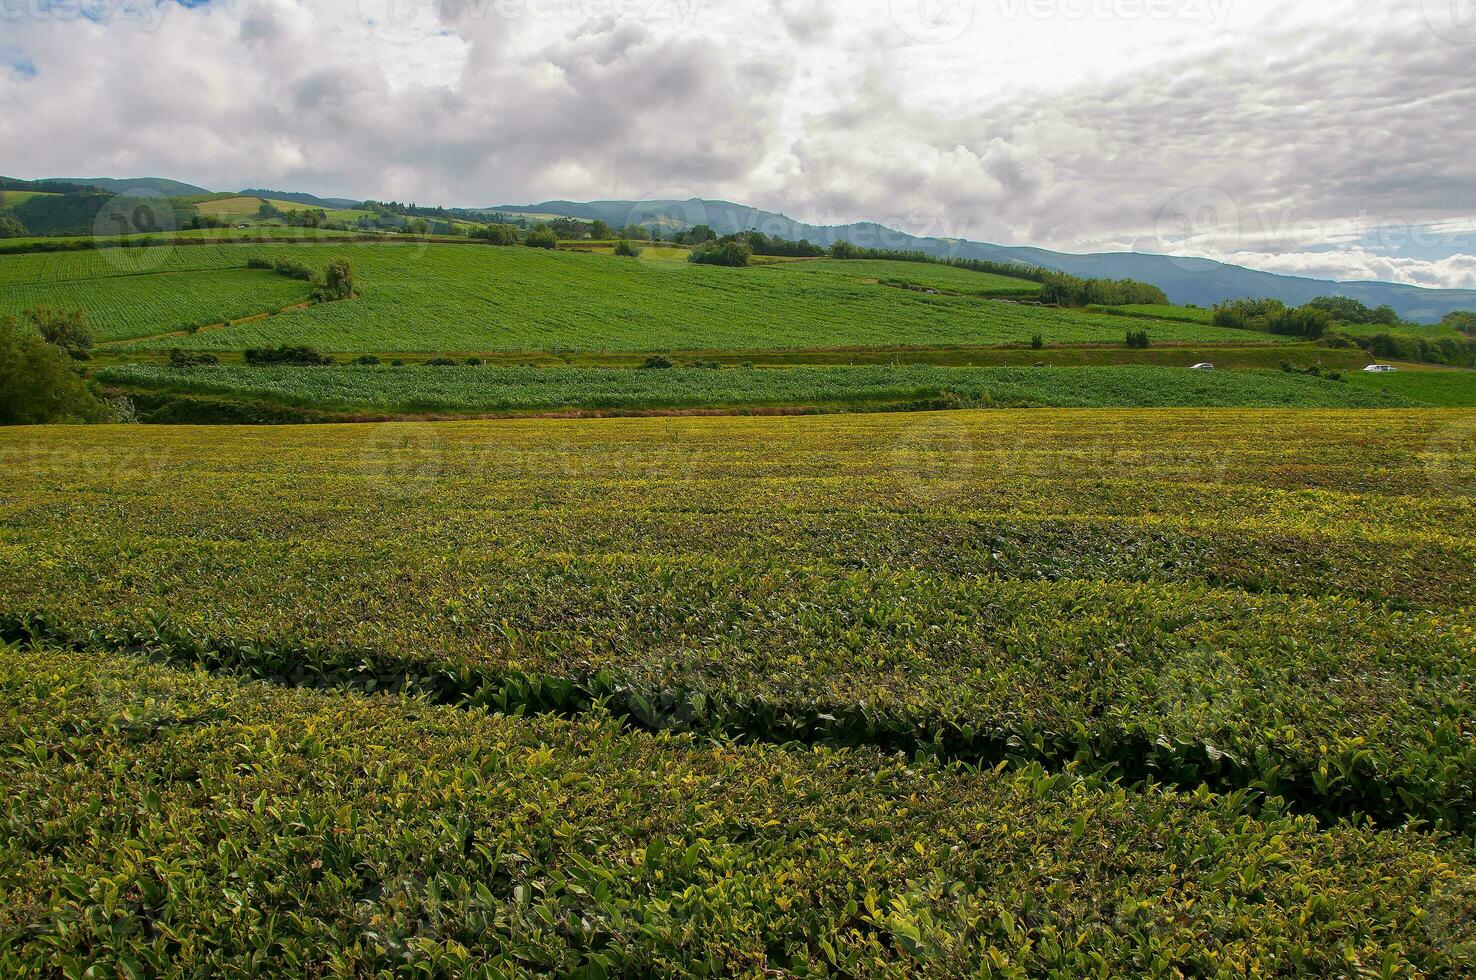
[3,410,1475,974]
[3,411,1474,827]
[4,644,1473,976]
[94,363,1455,415]
[0,266,314,342]
[0,243,1283,353]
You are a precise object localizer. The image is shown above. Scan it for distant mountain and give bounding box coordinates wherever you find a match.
[240,189,361,209]
[48,177,213,197]
[494,199,1476,323]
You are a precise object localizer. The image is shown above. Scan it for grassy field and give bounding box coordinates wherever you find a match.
[4,644,1473,976]
[1090,303,1216,324]
[0,190,58,208]
[1350,369,1476,406]
[0,243,1283,352]
[3,411,1473,830]
[0,225,418,253]
[94,363,1458,415]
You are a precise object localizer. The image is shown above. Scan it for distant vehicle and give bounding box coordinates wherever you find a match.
[1189,363,1215,371]
[1363,364,1398,373]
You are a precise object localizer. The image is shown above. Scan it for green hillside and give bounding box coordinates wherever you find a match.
[0,243,1281,353]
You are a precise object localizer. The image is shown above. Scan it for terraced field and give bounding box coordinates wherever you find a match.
[96,363,1448,415]
[0,243,1281,352]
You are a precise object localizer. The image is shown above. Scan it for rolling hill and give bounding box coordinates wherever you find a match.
[493,199,1476,323]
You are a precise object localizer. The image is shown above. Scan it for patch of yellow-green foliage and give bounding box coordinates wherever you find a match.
[2,410,1473,830]
[2,646,1474,976]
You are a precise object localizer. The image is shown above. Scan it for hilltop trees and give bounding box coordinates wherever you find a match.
[0,213,25,238]
[524,226,559,249]
[1212,299,1330,339]
[313,258,354,302]
[688,241,752,267]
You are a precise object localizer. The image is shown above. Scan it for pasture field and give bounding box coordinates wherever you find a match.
[0,190,57,208]
[4,645,1474,976]
[1090,303,1216,324]
[3,410,1473,832]
[0,242,1281,352]
[1350,369,1476,406]
[94,363,1450,415]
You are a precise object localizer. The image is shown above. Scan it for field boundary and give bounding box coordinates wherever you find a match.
[5,611,1467,835]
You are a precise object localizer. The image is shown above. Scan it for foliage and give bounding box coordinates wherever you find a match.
[470,223,521,245]
[311,258,353,302]
[524,226,559,250]
[688,241,752,267]
[0,315,105,424]
[1040,273,1168,308]
[1306,295,1402,326]
[613,238,643,258]
[1442,310,1476,335]
[167,349,219,367]
[94,363,1444,415]
[243,345,335,366]
[272,258,314,281]
[1125,329,1150,349]
[4,411,1475,835]
[23,306,92,351]
[0,213,26,238]
[1214,299,1332,339]
[4,646,1473,976]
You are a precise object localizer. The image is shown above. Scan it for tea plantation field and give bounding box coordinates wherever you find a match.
[0,242,1277,352]
[3,409,1475,974]
[96,362,1451,416]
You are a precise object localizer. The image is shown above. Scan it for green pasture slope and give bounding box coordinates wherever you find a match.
[97,363,1448,415]
[0,242,1281,353]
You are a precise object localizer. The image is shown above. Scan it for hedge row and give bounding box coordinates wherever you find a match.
[3,647,1473,977]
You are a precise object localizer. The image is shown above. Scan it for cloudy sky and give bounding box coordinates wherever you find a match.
[3,0,1474,285]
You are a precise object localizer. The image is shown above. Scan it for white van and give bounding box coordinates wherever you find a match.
[1362,365,1398,373]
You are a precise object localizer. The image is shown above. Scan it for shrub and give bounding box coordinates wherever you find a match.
[641,355,674,369]
[1125,329,1150,349]
[1031,334,1044,350]
[524,226,558,250]
[311,258,353,302]
[423,357,459,366]
[246,257,273,270]
[23,307,92,351]
[168,349,219,367]
[471,223,520,245]
[244,345,334,366]
[0,315,106,424]
[465,357,485,366]
[828,239,865,260]
[0,213,26,238]
[272,259,314,281]
[351,355,382,366]
[688,241,752,267]
[614,239,643,258]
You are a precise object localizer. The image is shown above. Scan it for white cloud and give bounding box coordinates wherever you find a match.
[0,0,1472,286]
